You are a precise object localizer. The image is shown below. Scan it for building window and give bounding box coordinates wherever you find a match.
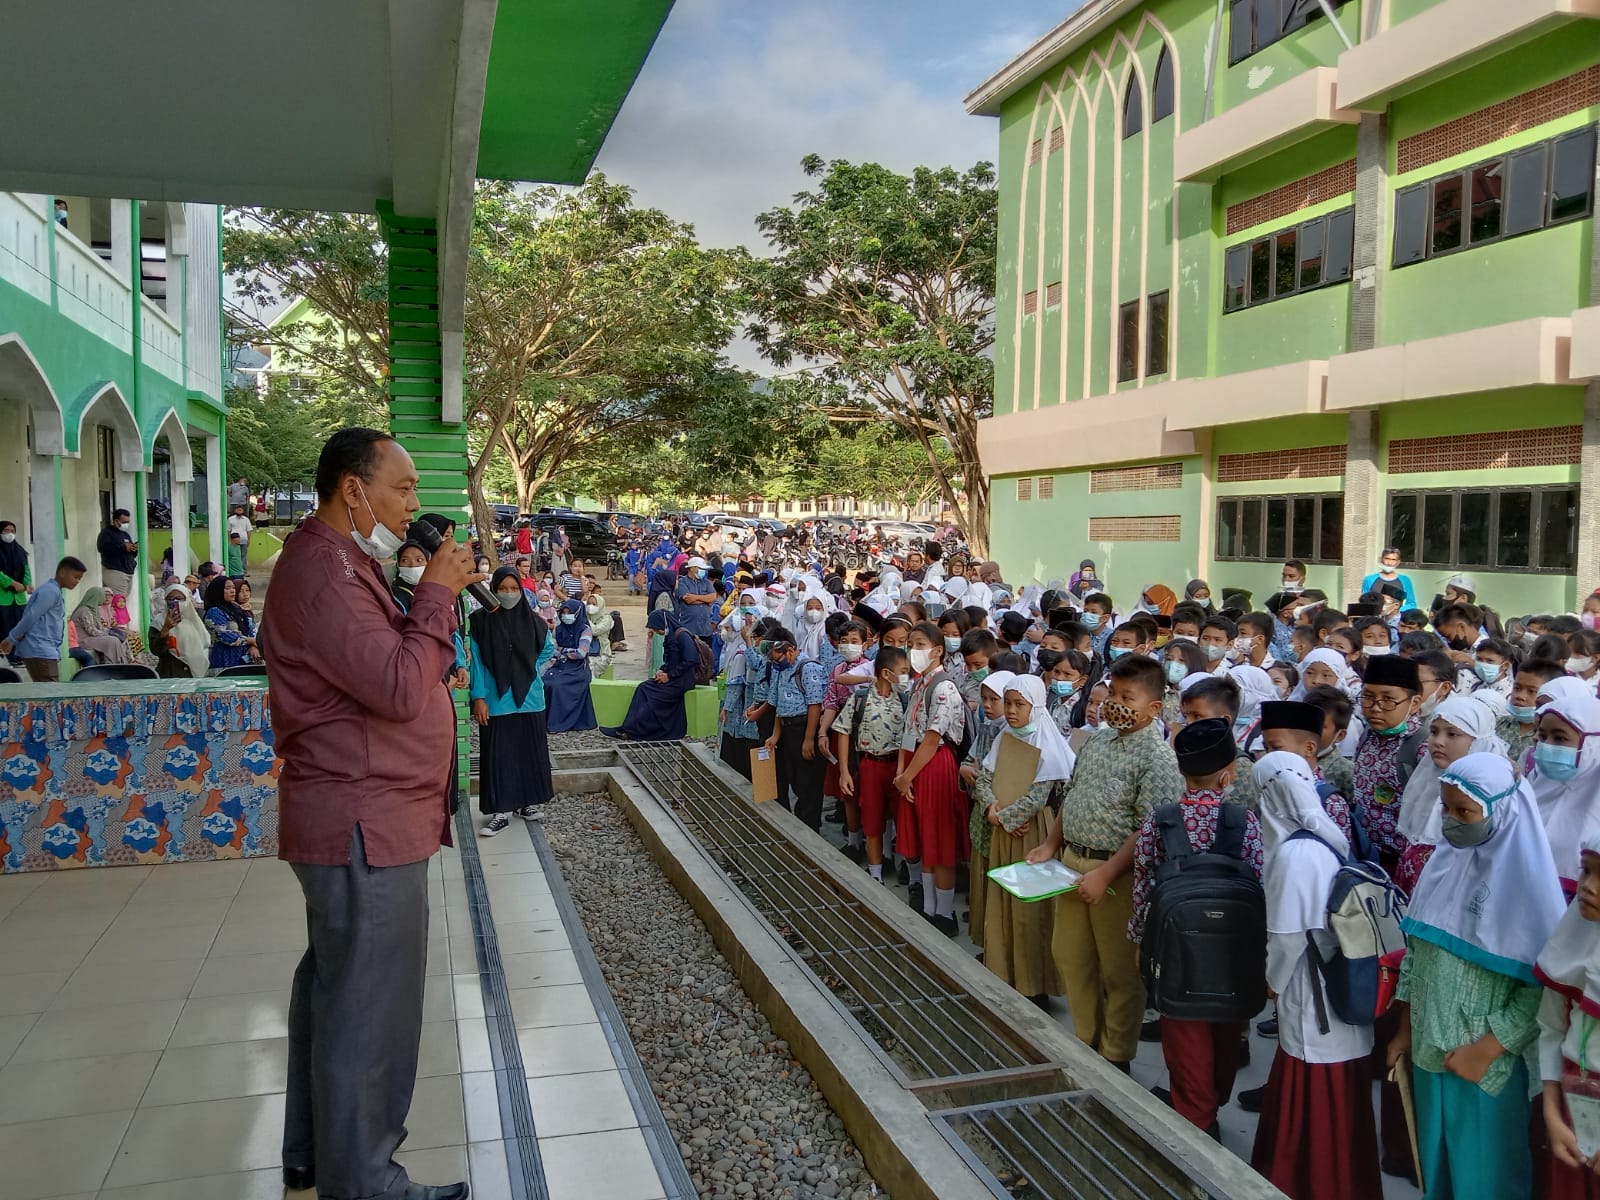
[1023,289,1039,316]
[1215,493,1343,563]
[1029,138,1044,165]
[1046,280,1063,307]
[1223,207,1354,313]
[1017,478,1033,502]
[1091,462,1184,492]
[1117,299,1141,382]
[1146,291,1170,376]
[1123,74,1143,140]
[1229,0,1353,66]
[1392,127,1597,267]
[1037,475,1055,500]
[1387,486,1578,572]
[1048,126,1065,154]
[1152,47,1175,123]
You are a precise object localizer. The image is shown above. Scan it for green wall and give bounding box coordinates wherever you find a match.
[1214,2,1367,115]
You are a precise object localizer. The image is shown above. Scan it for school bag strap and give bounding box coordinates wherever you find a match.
[1212,802,1248,860]
[1153,803,1193,865]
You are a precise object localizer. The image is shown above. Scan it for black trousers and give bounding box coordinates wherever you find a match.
[776,714,825,832]
[284,825,430,1200]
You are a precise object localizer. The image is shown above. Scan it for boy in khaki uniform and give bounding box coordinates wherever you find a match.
[1030,654,1182,1068]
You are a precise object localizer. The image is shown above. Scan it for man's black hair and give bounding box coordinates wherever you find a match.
[1302,685,1353,733]
[1411,650,1454,688]
[1238,611,1274,642]
[1201,615,1237,639]
[1107,653,1164,703]
[922,540,942,562]
[1084,591,1114,611]
[1398,630,1443,655]
[1183,674,1241,718]
[875,644,909,675]
[112,508,131,521]
[315,427,396,503]
[57,556,87,574]
[960,628,999,656]
[987,650,1028,675]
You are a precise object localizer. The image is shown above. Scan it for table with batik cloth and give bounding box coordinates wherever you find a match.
[0,678,277,873]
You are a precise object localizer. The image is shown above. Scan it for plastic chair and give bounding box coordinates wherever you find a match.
[0,666,21,684]
[215,663,268,678]
[71,663,159,683]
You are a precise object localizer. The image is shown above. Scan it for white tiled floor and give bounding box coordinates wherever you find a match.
[0,817,674,1200]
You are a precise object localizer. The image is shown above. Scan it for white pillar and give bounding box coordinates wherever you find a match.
[28,453,59,569]
[205,434,223,566]
[170,480,190,577]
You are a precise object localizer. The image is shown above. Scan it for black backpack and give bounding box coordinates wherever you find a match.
[1139,802,1268,1022]
[690,635,715,686]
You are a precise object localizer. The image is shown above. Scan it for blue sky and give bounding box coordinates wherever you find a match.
[593,0,1073,252]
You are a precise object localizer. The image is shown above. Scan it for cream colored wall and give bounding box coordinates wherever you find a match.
[0,402,28,544]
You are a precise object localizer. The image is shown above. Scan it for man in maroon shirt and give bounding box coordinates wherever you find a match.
[265,428,482,1200]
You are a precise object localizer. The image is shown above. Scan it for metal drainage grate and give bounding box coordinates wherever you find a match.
[933,1093,1222,1200]
[615,742,1052,1089]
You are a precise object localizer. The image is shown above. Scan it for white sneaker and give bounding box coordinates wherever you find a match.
[520,805,545,822]
[480,813,511,837]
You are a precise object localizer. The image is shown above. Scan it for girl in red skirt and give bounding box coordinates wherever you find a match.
[1250,752,1382,1200]
[1537,830,1600,1199]
[895,621,969,937]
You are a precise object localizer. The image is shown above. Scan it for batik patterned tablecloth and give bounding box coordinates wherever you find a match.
[0,686,278,873]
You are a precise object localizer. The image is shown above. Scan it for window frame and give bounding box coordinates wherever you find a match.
[1222,206,1355,314]
[1117,299,1141,383]
[1384,484,1580,574]
[1123,73,1144,140]
[1215,492,1344,564]
[1152,47,1175,124]
[1228,0,1352,66]
[1392,126,1597,268]
[1146,290,1170,376]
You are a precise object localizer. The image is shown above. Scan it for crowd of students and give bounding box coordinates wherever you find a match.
[710,545,1600,1200]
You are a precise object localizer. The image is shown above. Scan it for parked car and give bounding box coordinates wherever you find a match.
[490,503,519,530]
[529,512,617,563]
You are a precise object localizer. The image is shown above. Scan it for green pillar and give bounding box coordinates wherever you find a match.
[378,203,472,800]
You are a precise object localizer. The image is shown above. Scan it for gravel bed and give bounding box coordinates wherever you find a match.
[542,790,887,1200]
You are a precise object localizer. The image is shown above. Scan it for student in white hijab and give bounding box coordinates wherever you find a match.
[1530,692,1600,898]
[1250,752,1381,1200]
[1533,826,1600,1192]
[1394,692,1509,893]
[1228,664,1278,751]
[1295,646,1363,702]
[974,675,1076,1003]
[1394,752,1563,1199]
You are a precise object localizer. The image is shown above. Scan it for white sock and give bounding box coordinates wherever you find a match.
[936,888,956,918]
[921,872,936,914]
[884,821,896,858]
[906,858,920,878]
[848,831,864,848]
[869,863,883,880]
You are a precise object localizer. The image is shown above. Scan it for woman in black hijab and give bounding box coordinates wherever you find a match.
[0,519,30,649]
[468,566,556,834]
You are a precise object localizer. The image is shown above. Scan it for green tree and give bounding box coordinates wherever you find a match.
[223,380,327,492]
[744,155,997,554]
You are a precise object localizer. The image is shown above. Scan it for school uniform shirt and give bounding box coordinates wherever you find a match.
[1274,923,1373,1063]
[744,647,772,711]
[1316,745,1356,803]
[1057,723,1184,854]
[6,578,66,660]
[1497,715,1536,776]
[901,673,965,753]
[1397,938,1541,1097]
[772,659,829,718]
[1128,788,1264,942]
[1351,716,1426,860]
[831,689,906,757]
[720,648,760,740]
[1538,991,1600,1081]
[1271,618,1298,665]
[1224,754,1261,812]
[822,659,870,713]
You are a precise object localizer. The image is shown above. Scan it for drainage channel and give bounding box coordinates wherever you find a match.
[611,742,1234,1200]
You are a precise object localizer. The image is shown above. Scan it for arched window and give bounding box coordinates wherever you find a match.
[1122,73,1143,139]
[1152,47,1175,123]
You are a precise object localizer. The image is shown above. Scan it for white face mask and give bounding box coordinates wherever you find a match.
[118,520,130,531]
[586,603,601,615]
[1363,644,1391,657]
[0,532,13,544]
[397,565,424,586]
[496,590,522,609]
[1231,636,1254,658]
[766,595,783,610]
[908,647,933,674]
[349,481,404,561]
[895,673,912,693]
[804,609,825,625]
[838,643,864,662]
[1569,657,1595,675]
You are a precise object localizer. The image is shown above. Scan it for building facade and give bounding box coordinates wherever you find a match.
[969,0,1600,614]
[0,192,227,629]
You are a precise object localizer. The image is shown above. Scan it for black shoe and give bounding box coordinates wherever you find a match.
[896,859,910,886]
[1108,1060,1132,1075]
[826,804,846,825]
[1380,1156,1419,1186]
[1236,1084,1266,1113]
[907,881,924,912]
[405,1184,470,1200]
[1140,1017,1162,1043]
[283,1166,315,1192]
[932,913,959,937]
[1256,1015,1278,1038]
[1028,994,1051,1011]
[599,726,627,740]
[1204,1120,1222,1143]
[840,843,864,864]
[1150,1085,1172,1107]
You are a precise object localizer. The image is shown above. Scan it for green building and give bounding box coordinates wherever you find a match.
[968,0,1600,614]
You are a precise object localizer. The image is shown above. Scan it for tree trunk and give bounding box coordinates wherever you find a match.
[467,456,500,572]
[964,474,990,560]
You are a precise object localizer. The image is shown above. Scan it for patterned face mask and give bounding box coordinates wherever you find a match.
[1101,700,1141,731]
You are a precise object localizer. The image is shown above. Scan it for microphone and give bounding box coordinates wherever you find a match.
[406,520,499,612]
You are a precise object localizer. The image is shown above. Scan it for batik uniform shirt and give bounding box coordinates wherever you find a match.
[1129,788,1264,942]
[831,688,906,758]
[1497,715,1536,776]
[1317,744,1356,802]
[1271,619,1299,665]
[823,658,871,713]
[720,647,760,740]
[1223,754,1260,812]
[1351,715,1425,859]
[743,646,772,710]
[1057,722,1183,854]
[773,659,829,718]
[901,674,965,753]
[970,769,1057,857]
[1314,770,1354,845]
[1397,938,1541,1097]
[1047,694,1076,735]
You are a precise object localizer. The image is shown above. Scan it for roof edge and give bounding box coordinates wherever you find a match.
[964,0,1147,116]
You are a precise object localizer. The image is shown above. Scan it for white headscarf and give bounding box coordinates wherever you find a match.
[944,576,969,604]
[1256,751,1349,939]
[1395,693,1509,845]
[795,595,829,660]
[1539,676,1595,707]
[981,675,1077,784]
[1530,693,1600,889]
[1229,664,1277,745]
[1296,647,1362,701]
[1404,753,1565,984]
[1535,824,1600,1019]
[964,580,994,612]
[980,669,1017,699]
[163,583,212,680]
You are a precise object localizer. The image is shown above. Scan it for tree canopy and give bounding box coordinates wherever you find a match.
[744,155,997,552]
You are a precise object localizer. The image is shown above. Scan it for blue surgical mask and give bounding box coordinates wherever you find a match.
[1108,646,1131,660]
[1473,661,1502,684]
[1164,660,1186,684]
[1050,679,1076,697]
[1535,741,1582,781]
[1081,612,1100,631]
[1509,703,1538,723]
[944,636,962,653]
[560,613,576,624]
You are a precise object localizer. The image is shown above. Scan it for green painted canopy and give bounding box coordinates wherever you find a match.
[478,0,675,184]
